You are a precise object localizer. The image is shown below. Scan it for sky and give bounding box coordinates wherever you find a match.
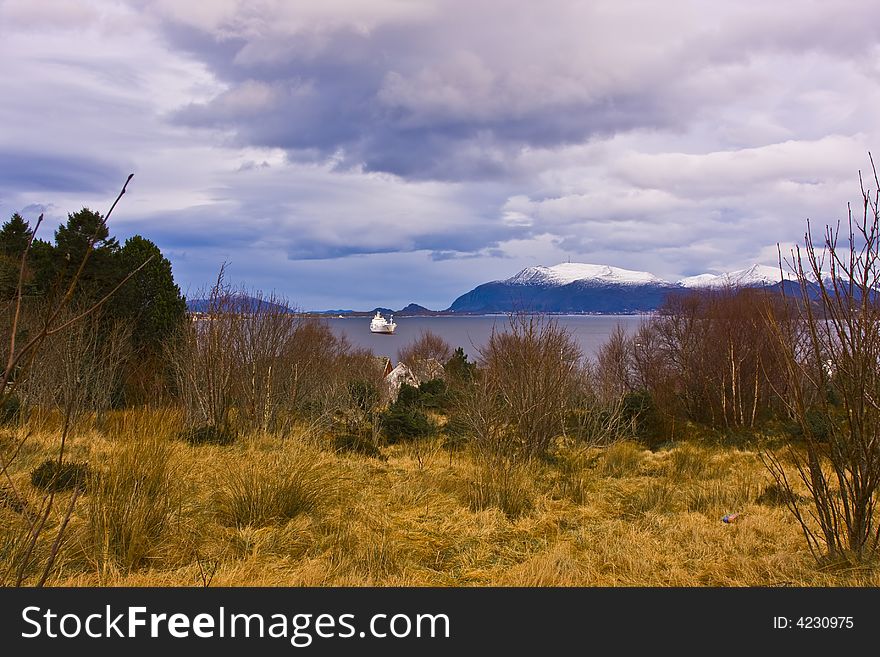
[2,0,880,310]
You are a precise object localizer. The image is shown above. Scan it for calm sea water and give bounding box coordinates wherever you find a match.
[325,315,649,362]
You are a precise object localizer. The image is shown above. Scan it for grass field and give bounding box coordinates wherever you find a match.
[2,408,877,587]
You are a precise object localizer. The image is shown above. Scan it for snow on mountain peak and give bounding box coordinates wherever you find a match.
[508,263,670,287]
[677,264,796,288]
[500,262,802,291]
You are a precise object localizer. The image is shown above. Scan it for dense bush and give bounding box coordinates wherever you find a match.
[30,459,91,492]
[593,288,793,435]
[380,405,435,443]
[380,381,442,443]
[621,390,665,448]
[416,378,449,411]
[348,380,380,415]
[395,383,421,407]
[469,315,583,459]
[791,408,834,443]
[444,347,476,384]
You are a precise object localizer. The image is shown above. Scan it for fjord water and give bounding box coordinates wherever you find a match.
[325,315,648,362]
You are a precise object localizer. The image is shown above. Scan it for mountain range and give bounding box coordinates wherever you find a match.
[445,263,803,314]
[186,263,810,316]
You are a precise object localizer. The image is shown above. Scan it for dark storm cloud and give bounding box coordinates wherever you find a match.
[151,0,880,186]
[157,5,685,182]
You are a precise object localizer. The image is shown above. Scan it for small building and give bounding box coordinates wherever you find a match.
[383,362,420,402]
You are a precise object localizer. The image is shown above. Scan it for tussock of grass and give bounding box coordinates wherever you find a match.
[666,443,716,480]
[458,457,536,519]
[214,442,336,528]
[498,542,585,585]
[30,458,91,492]
[551,445,595,504]
[599,441,645,477]
[84,434,181,573]
[756,481,796,507]
[613,480,679,518]
[683,476,761,515]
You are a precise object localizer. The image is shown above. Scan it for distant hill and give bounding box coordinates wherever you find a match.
[186,294,294,314]
[396,303,439,315]
[312,304,440,317]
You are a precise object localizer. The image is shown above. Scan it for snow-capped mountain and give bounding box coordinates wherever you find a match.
[447,262,679,313]
[678,264,796,289]
[510,263,670,287]
[446,262,802,314]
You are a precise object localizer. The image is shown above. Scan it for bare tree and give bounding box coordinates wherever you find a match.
[565,361,627,447]
[593,324,632,402]
[473,314,583,459]
[397,329,452,380]
[18,308,131,426]
[169,267,239,442]
[230,290,300,434]
[763,158,880,562]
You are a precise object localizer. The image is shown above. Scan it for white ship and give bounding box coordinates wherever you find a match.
[370,311,396,334]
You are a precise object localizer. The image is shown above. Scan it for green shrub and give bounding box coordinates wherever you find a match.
[621,390,665,448]
[30,459,91,492]
[444,347,476,383]
[390,379,449,414]
[380,381,439,443]
[416,378,449,410]
[396,383,421,407]
[380,405,435,443]
[796,408,834,443]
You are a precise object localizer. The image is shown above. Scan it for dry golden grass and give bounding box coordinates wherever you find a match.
[2,409,879,587]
